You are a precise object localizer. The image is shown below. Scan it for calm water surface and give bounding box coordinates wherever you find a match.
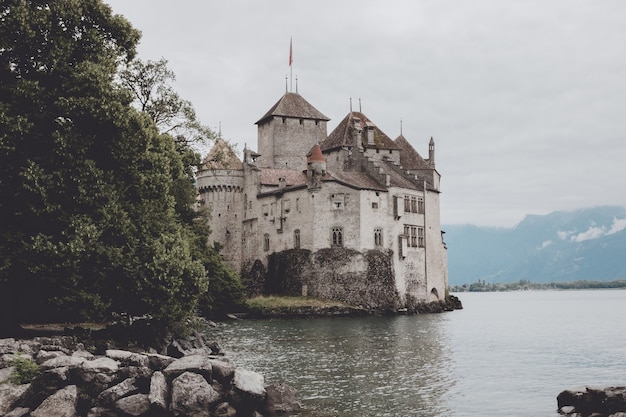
[210,290,626,417]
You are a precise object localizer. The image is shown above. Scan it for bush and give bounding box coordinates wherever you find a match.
[9,356,40,384]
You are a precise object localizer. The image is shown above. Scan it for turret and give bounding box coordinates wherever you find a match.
[307,143,326,190]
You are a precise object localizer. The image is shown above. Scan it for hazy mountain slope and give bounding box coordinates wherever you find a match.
[444,206,626,285]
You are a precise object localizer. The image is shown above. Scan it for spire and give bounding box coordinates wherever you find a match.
[429,136,435,166]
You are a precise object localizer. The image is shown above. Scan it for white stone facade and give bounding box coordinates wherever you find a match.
[196,91,448,307]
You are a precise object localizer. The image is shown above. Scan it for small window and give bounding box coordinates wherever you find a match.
[263,234,270,252]
[404,196,410,213]
[418,197,425,214]
[374,228,383,247]
[294,229,301,249]
[372,202,379,209]
[299,118,304,125]
[332,227,343,247]
[418,227,425,248]
[411,226,417,247]
[411,196,417,213]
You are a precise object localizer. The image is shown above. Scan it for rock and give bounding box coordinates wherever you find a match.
[30,384,78,417]
[0,383,30,415]
[4,407,31,417]
[105,349,149,368]
[86,407,117,417]
[96,377,139,407]
[148,371,168,410]
[233,368,266,399]
[75,357,119,385]
[163,353,212,381]
[215,401,237,417]
[208,357,236,383]
[558,386,626,416]
[41,354,86,370]
[114,393,150,416]
[170,371,221,417]
[265,383,302,414]
[146,352,176,370]
[0,366,13,383]
[36,349,66,365]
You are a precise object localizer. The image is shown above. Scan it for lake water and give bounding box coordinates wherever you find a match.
[210,290,626,417]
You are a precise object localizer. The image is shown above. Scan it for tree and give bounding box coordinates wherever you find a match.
[0,0,207,334]
[119,58,215,149]
[119,57,245,318]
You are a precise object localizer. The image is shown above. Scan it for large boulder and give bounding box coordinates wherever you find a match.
[114,393,150,416]
[0,383,30,415]
[170,371,221,417]
[30,384,78,417]
[265,383,302,414]
[164,354,212,381]
[96,377,139,407]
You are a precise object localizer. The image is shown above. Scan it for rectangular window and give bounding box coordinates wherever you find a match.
[418,197,425,214]
[411,196,417,213]
[411,226,417,247]
[404,196,410,213]
[418,227,425,247]
[372,202,379,210]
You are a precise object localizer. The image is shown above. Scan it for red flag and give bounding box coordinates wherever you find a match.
[289,37,293,67]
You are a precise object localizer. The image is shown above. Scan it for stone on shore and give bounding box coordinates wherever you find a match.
[170,371,221,417]
[30,384,78,417]
[558,386,626,416]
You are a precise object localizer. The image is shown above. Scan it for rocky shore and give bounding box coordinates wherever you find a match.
[558,386,626,417]
[0,332,301,417]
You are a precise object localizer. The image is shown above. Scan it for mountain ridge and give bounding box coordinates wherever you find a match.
[444,206,626,285]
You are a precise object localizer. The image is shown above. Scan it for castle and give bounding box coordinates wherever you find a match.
[196,89,448,311]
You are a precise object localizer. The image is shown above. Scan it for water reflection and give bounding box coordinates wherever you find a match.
[212,315,455,417]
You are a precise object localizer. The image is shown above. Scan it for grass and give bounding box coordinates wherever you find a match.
[246,295,351,310]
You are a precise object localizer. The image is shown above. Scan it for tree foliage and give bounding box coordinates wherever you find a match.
[0,0,218,334]
[119,58,215,149]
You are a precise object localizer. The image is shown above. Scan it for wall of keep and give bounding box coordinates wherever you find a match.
[257,117,327,170]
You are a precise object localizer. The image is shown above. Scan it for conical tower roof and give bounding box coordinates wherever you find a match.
[256,92,329,125]
[307,143,325,162]
[201,138,243,170]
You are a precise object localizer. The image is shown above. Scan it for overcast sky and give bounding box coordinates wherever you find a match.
[105,0,626,228]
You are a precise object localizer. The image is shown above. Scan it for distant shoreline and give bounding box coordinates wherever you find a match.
[450,279,626,293]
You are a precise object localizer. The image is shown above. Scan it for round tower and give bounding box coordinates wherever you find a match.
[196,139,244,272]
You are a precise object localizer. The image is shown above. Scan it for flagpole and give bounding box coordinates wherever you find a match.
[289,37,293,92]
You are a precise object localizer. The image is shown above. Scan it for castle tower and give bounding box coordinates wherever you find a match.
[196,139,244,271]
[428,137,435,167]
[255,92,329,170]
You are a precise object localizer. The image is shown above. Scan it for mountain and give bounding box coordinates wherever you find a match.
[444,206,626,285]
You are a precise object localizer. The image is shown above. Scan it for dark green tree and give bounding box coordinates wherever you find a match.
[119,58,245,318]
[0,0,207,335]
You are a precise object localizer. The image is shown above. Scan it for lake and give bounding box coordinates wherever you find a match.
[210,290,626,416]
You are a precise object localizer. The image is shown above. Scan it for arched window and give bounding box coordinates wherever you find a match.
[332,227,343,247]
[263,234,270,252]
[374,228,383,247]
[294,229,301,249]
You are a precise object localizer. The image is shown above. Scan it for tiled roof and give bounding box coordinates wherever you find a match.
[394,134,431,170]
[322,112,401,152]
[201,139,243,170]
[260,168,308,186]
[256,92,330,125]
[325,170,387,192]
